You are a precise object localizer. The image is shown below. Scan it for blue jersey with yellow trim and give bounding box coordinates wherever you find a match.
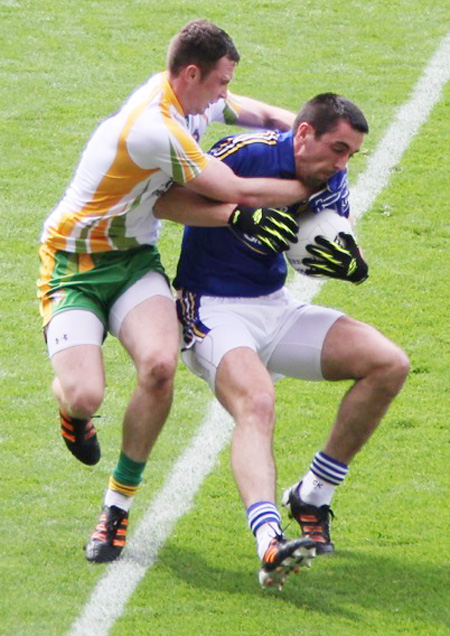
[174,130,349,297]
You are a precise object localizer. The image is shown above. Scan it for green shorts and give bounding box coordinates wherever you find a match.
[38,244,169,328]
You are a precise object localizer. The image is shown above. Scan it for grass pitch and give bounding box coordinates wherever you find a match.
[1,1,450,635]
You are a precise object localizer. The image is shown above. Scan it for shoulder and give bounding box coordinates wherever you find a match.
[203,94,240,125]
[209,129,291,178]
[210,129,281,158]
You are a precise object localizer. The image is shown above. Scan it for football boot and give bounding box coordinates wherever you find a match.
[259,534,316,590]
[85,505,129,563]
[60,411,100,465]
[282,483,335,555]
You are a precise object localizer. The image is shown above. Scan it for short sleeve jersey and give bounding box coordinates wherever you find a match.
[174,130,349,297]
[40,71,241,253]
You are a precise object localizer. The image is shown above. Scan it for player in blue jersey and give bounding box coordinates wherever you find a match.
[156,93,410,589]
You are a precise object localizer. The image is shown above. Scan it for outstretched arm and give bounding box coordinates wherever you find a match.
[188,155,310,208]
[233,95,295,131]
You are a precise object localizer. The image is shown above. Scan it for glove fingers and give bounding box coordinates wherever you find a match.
[266,217,299,239]
[337,232,356,247]
[312,234,336,249]
[302,257,327,267]
[272,209,299,232]
[261,224,298,248]
[305,243,333,259]
[259,234,291,254]
[303,265,340,279]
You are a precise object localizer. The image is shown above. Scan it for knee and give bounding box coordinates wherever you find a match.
[374,345,410,396]
[239,389,276,432]
[136,350,178,391]
[390,347,411,389]
[57,379,104,418]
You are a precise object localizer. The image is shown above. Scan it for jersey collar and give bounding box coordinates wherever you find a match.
[162,71,186,117]
[277,130,297,178]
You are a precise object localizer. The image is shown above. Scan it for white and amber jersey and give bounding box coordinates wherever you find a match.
[40,71,241,254]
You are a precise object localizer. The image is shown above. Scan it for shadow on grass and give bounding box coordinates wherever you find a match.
[158,544,450,629]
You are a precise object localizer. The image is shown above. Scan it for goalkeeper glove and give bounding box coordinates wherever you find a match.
[302,233,369,284]
[228,205,299,255]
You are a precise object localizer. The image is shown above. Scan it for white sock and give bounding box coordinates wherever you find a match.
[256,522,283,560]
[299,470,336,507]
[104,488,134,512]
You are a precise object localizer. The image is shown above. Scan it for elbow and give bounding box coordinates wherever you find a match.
[235,192,260,208]
[153,198,165,220]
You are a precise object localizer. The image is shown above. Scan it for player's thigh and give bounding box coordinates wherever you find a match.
[182,312,258,392]
[115,275,179,368]
[321,315,404,381]
[267,304,343,380]
[48,310,105,396]
[215,347,275,420]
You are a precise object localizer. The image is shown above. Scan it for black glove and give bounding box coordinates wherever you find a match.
[228,205,299,255]
[302,233,369,284]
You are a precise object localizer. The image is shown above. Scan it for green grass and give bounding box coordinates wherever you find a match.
[1,1,450,635]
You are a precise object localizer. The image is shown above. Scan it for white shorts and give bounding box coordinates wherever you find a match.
[46,271,173,358]
[178,287,343,390]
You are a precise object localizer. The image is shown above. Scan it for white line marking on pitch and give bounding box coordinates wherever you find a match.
[67,29,450,636]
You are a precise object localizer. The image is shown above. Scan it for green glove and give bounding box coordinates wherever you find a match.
[228,205,299,255]
[303,233,369,284]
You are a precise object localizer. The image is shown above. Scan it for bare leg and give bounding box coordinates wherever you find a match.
[51,344,105,418]
[215,347,276,507]
[118,296,179,463]
[215,347,317,586]
[280,315,409,553]
[321,316,410,463]
[84,296,179,563]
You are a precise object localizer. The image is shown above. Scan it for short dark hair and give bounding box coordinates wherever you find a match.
[167,19,240,78]
[293,93,369,137]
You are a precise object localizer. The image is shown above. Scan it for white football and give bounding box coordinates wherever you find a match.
[286,208,355,276]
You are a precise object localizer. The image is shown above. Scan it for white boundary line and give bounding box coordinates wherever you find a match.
[67,30,450,636]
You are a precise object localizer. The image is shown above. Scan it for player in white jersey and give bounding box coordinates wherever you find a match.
[39,74,298,257]
[37,19,311,564]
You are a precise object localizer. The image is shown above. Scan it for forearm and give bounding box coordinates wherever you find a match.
[235,177,309,208]
[258,105,296,131]
[154,185,234,226]
[189,159,310,208]
[234,95,295,131]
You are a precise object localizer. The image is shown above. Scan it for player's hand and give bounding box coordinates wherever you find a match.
[228,205,299,255]
[302,233,369,284]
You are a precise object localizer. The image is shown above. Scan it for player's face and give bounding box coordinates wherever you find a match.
[187,56,236,115]
[294,120,364,187]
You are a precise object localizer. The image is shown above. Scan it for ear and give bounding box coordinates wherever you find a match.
[295,121,314,141]
[183,64,201,82]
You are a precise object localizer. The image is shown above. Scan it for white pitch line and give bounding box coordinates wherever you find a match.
[67,29,450,636]
[349,29,450,222]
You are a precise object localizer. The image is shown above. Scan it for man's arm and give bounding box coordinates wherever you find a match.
[154,184,299,255]
[154,185,234,226]
[232,95,295,131]
[187,156,310,208]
